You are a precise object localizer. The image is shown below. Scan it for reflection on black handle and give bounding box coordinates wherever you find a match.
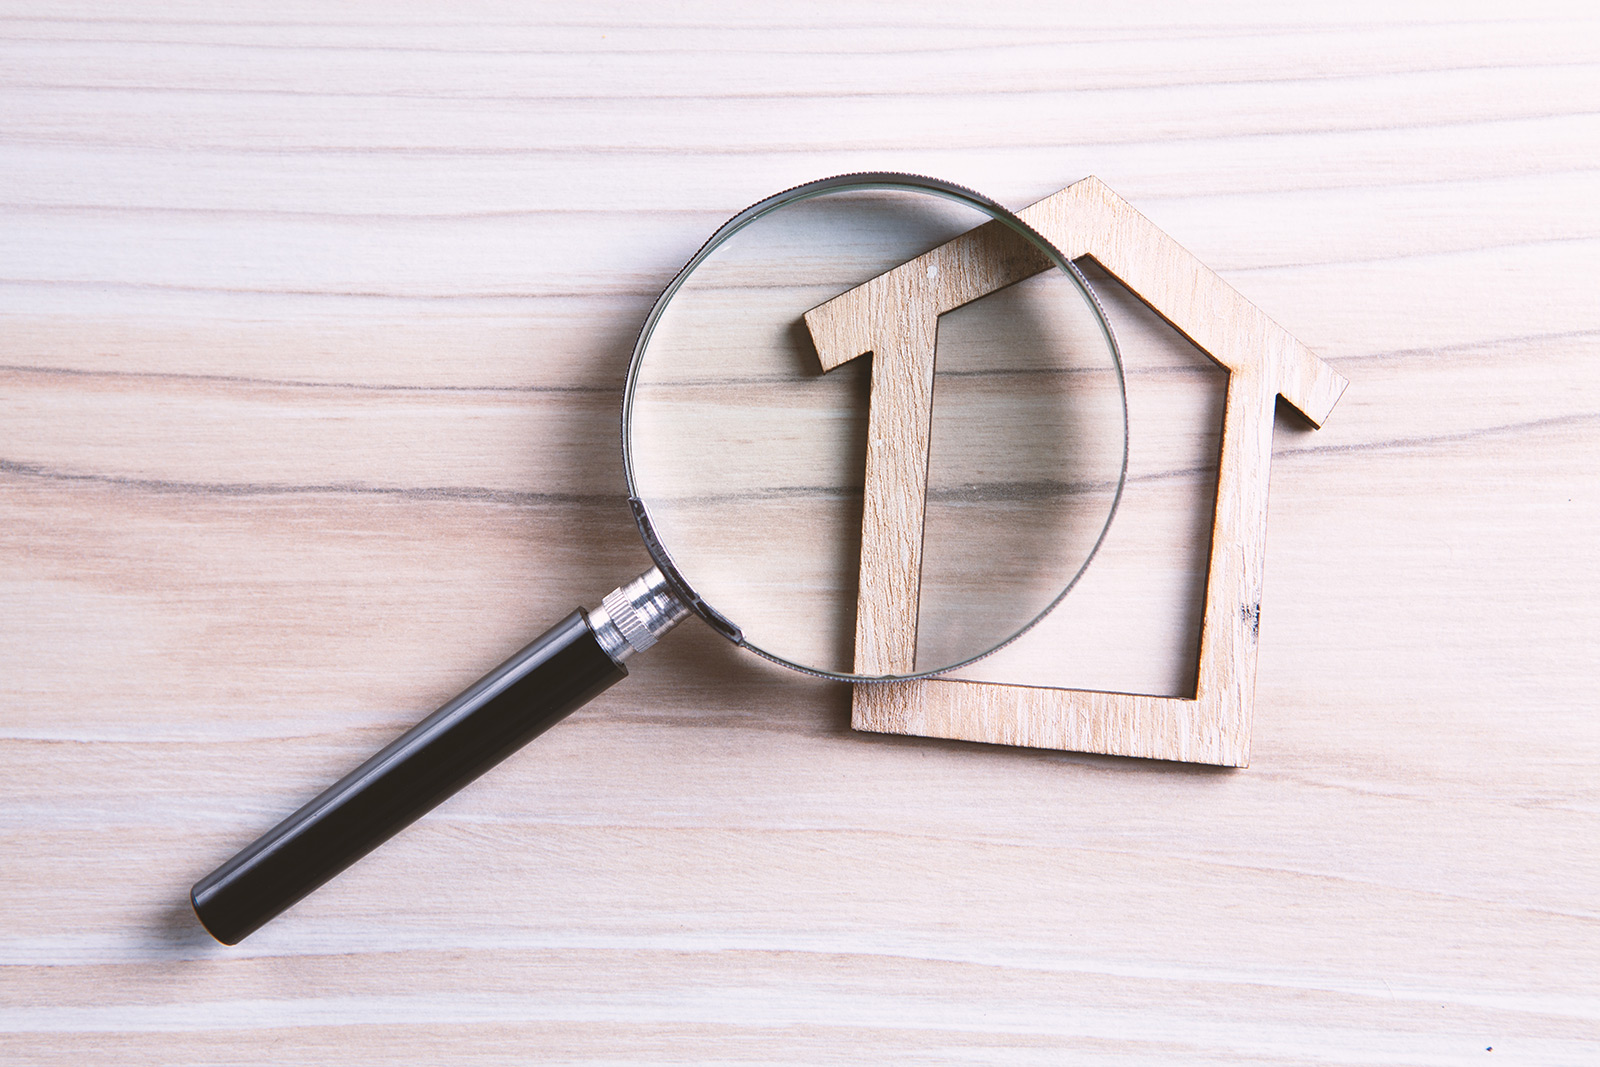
[191,610,627,945]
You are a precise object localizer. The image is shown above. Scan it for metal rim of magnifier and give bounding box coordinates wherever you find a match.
[621,172,1130,682]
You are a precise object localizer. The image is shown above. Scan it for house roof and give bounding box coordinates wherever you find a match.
[1018,176,1348,427]
[806,175,1348,428]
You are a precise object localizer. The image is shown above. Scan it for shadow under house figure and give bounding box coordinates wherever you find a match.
[805,176,1349,767]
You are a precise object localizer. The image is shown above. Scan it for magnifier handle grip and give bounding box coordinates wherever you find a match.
[190,610,626,945]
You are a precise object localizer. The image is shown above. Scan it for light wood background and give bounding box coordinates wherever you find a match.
[3,2,1598,1063]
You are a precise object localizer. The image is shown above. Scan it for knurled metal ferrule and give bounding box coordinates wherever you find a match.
[587,566,691,664]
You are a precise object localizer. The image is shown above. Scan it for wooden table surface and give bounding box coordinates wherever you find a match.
[3,3,1598,1063]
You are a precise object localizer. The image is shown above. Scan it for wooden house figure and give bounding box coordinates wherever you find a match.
[805,177,1348,767]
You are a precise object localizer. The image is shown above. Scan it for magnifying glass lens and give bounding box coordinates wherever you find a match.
[627,184,1126,678]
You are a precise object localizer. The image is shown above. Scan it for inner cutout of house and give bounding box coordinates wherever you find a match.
[805,177,1349,767]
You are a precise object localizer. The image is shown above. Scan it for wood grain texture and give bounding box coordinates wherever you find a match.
[3,2,1599,1064]
[806,216,1056,675]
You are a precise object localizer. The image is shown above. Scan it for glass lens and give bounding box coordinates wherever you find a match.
[624,180,1125,679]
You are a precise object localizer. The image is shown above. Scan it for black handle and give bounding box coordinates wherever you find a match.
[191,609,627,945]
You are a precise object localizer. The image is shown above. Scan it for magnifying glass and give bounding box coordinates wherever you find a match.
[190,173,1128,944]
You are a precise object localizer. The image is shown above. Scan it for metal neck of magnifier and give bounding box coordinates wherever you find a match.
[189,568,689,945]
[587,569,692,662]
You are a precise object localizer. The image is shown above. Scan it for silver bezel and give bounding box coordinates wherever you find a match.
[620,172,1129,682]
